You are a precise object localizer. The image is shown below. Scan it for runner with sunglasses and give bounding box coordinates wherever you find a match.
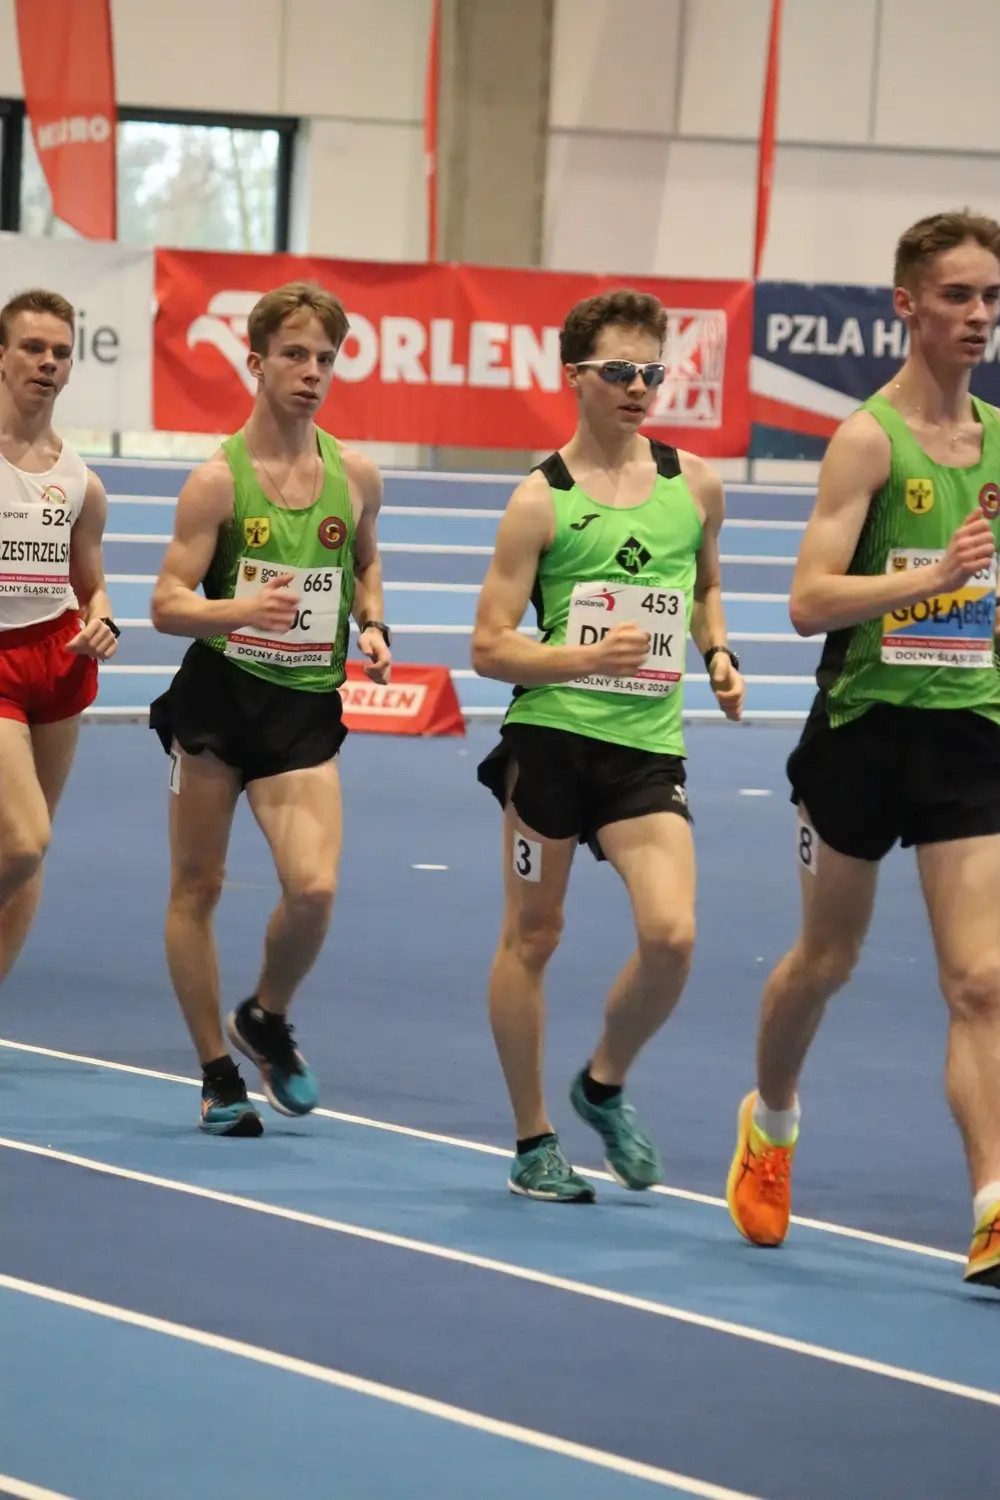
[472,289,745,1202]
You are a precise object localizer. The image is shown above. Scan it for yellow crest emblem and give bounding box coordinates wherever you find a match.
[244,517,270,549]
[905,478,933,515]
[242,562,258,582]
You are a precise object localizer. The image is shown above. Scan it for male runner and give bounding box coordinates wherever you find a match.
[150,281,391,1136]
[473,288,745,1201]
[0,288,118,988]
[726,210,1000,1287]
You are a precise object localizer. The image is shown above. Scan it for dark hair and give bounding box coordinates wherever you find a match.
[560,289,667,364]
[894,210,1000,290]
[247,281,350,354]
[0,287,75,346]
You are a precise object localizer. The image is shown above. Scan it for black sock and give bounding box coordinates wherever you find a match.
[517,1131,557,1156]
[244,997,282,1030]
[202,1055,238,1085]
[581,1066,622,1107]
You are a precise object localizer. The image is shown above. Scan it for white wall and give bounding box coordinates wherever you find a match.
[0,0,430,461]
[545,0,1000,285]
[0,0,431,264]
[3,0,999,465]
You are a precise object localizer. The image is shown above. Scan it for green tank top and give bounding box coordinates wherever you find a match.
[201,428,355,693]
[819,393,1000,728]
[504,442,703,755]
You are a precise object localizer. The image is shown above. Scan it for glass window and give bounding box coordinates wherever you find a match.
[20,114,287,252]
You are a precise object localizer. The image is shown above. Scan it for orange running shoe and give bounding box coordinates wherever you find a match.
[727,1091,796,1247]
[964,1201,1000,1287]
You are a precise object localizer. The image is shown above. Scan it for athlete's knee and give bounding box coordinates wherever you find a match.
[0,838,46,893]
[282,871,337,921]
[940,954,1000,1024]
[170,862,226,919]
[636,911,696,972]
[504,906,563,971]
[792,936,862,997]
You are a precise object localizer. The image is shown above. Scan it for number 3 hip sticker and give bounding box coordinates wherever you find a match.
[513,832,542,883]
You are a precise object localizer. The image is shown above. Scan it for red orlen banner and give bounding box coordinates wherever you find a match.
[15,0,117,240]
[153,250,753,456]
[339,663,465,737]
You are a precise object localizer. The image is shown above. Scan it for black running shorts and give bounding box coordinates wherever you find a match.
[150,641,347,788]
[477,721,690,861]
[788,698,1000,862]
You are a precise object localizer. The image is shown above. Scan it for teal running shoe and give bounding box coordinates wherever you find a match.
[200,1066,263,1137]
[226,998,319,1117]
[508,1136,596,1203]
[569,1071,663,1189]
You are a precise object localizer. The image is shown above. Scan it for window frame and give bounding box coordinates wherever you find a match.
[0,100,296,251]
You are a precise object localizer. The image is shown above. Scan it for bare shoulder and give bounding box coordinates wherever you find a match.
[176,450,235,522]
[83,465,109,503]
[501,468,555,541]
[339,444,383,508]
[677,448,724,522]
[824,408,892,469]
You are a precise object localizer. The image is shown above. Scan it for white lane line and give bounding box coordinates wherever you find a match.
[0,1038,963,1264]
[0,1136,989,1408]
[0,1274,761,1499]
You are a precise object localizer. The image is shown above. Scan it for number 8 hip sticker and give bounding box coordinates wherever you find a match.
[797,813,817,876]
[513,832,542,883]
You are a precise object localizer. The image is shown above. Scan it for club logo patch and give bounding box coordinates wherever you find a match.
[319,516,347,550]
[905,478,933,515]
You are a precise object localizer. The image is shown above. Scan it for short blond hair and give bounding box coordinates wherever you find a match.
[0,287,75,346]
[247,282,349,355]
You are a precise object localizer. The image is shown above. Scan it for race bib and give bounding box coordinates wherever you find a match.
[882,549,997,669]
[565,580,685,696]
[0,494,73,599]
[225,558,342,669]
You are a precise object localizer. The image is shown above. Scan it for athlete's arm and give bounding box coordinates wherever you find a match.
[471,473,649,685]
[684,453,745,721]
[150,458,296,638]
[345,449,390,684]
[790,411,996,636]
[66,469,117,661]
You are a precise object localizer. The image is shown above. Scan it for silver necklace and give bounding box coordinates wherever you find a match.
[246,434,322,508]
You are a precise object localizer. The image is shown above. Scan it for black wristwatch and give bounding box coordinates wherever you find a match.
[704,644,739,671]
[359,620,391,648]
[101,616,121,639]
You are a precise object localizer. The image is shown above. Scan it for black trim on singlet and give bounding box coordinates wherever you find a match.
[532,439,682,489]
[533,452,574,491]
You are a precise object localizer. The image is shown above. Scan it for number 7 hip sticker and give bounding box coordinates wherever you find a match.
[513,832,542,883]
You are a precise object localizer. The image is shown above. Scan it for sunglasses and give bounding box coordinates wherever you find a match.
[575,359,667,389]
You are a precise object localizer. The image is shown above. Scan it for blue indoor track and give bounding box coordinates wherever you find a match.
[1,466,998,1499]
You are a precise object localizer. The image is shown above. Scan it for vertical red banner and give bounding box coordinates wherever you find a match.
[424,0,441,261]
[753,0,783,280]
[15,0,118,240]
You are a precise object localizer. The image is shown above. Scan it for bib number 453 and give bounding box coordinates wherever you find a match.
[640,592,679,616]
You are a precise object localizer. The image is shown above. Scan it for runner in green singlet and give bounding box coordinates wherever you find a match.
[726,210,1000,1289]
[472,289,746,1203]
[149,282,392,1137]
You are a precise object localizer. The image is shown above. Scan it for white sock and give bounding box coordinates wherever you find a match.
[973,1181,1000,1225]
[753,1095,801,1146]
